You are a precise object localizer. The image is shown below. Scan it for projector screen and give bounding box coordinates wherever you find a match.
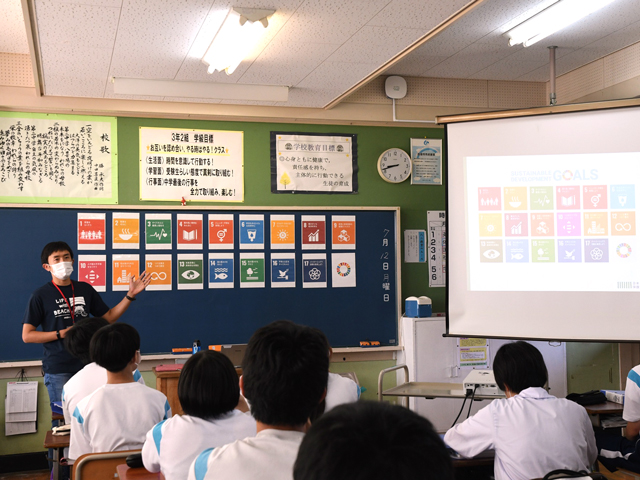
[446,104,640,341]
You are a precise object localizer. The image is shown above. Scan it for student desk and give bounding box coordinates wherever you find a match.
[584,401,624,428]
[117,464,165,479]
[154,366,244,416]
[43,430,69,480]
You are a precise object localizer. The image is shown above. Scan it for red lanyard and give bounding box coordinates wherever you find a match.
[52,281,75,324]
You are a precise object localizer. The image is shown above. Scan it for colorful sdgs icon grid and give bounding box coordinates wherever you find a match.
[477,184,636,264]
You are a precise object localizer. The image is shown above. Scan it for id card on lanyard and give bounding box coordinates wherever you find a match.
[52,281,75,324]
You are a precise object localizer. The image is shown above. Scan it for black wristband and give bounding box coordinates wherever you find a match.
[56,330,61,340]
[125,295,136,302]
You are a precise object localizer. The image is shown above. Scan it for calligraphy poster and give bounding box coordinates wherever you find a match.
[77,255,106,292]
[78,213,106,251]
[411,138,442,185]
[0,112,117,204]
[271,132,358,194]
[139,127,243,202]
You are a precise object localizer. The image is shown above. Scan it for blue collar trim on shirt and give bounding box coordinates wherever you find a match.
[628,369,640,389]
[152,420,166,454]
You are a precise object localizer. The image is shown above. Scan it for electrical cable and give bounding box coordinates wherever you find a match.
[450,389,472,428]
[466,385,478,419]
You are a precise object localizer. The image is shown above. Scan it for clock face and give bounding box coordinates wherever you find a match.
[377,148,412,183]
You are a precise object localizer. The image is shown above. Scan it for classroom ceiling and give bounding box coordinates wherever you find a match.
[3,0,640,108]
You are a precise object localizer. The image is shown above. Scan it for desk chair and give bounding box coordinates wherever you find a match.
[72,449,140,480]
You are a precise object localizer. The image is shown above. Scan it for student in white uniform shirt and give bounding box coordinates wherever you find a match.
[294,401,453,480]
[188,320,329,480]
[324,372,360,412]
[73,323,171,454]
[62,318,145,462]
[444,341,596,480]
[142,350,256,480]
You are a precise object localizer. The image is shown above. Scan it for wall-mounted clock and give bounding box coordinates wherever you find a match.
[377,148,412,183]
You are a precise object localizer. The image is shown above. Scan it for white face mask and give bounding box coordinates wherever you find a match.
[50,261,74,280]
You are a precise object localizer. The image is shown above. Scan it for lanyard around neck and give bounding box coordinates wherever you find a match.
[52,281,75,324]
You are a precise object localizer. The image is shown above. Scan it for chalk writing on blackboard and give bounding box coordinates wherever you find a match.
[0,113,117,203]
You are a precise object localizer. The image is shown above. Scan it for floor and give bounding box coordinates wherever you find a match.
[0,472,49,480]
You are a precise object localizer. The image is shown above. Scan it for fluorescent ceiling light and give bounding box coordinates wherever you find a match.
[506,0,617,47]
[113,78,289,103]
[202,8,274,75]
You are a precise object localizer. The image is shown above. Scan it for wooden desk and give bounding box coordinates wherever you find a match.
[43,430,70,480]
[153,368,183,416]
[116,464,165,480]
[154,366,244,417]
[584,401,624,429]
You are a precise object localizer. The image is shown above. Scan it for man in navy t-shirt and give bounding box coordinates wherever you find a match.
[22,241,150,410]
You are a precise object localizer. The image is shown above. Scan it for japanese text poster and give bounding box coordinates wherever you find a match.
[0,112,117,204]
[139,127,243,202]
[145,213,172,250]
[240,253,265,288]
[177,254,203,290]
[112,255,140,291]
[208,214,234,250]
[271,132,357,193]
[271,253,295,288]
[209,253,234,289]
[113,213,140,250]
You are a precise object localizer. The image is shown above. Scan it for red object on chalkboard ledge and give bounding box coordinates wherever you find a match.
[155,364,184,372]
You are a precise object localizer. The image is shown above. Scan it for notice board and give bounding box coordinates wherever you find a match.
[3,205,399,362]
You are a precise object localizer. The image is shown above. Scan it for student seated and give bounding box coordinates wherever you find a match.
[324,349,360,412]
[188,320,329,480]
[72,323,171,453]
[141,350,256,480]
[444,341,596,480]
[293,400,453,480]
[63,317,145,461]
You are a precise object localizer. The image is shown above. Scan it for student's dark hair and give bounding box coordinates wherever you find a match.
[64,317,109,364]
[493,341,548,393]
[90,323,140,373]
[178,350,239,419]
[293,401,453,480]
[41,241,74,265]
[242,320,329,426]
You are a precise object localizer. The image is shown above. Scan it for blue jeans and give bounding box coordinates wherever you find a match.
[44,373,73,479]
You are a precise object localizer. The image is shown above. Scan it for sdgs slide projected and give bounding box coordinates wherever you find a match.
[466,152,640,292]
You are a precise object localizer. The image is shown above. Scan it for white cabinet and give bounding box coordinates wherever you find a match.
[398,317,567,433]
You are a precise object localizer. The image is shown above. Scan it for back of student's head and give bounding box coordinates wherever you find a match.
[294,401,453,480]
[41,241,74,264]
[178,350,239,419]
[65,317,109,364]
[90,323,140,373]
[493,341,548,393]
[242,320,329,427]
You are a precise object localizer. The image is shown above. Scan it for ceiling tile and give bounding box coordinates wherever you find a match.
[425,42,512,78]
[0,0,30,54]
[109,0,213,79]
[239,41,338,85]
[35,0,120,49]
[327,26,425,64]
[468,46,550,81]
[40,43,112,95]
[367,0,470,29]
[386,54,449,77]
[281,0,391,45]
